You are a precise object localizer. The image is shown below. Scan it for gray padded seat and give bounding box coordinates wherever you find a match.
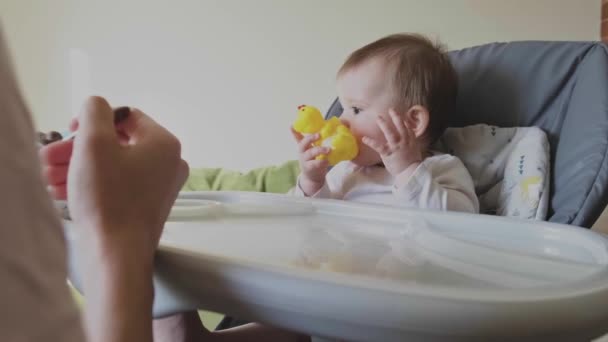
[327,41,608,228]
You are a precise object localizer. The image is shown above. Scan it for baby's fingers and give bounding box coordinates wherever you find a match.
[290,127,304,143]
[389,109,407,138]
[303,159,329,172]
[377,115,399,146]
[297,133,320,153]
[302,146,330,161]
[362,136,389,155]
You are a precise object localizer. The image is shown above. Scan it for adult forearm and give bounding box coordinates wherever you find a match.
[81,229,155,342]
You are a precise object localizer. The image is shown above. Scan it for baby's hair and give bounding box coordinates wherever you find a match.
[338,33,458,144]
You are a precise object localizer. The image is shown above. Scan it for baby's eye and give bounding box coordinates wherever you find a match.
[352,107,361,115]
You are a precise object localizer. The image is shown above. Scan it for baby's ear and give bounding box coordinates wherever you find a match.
[404,105,430,138]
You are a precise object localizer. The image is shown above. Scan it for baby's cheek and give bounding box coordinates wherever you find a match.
[369,130,387,143]
[356,144,382,164]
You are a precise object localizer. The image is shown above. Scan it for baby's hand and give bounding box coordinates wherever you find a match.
[291,128,330,196]
[362,109,423,177]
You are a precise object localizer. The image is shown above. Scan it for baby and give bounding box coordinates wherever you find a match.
[291,33,479,213]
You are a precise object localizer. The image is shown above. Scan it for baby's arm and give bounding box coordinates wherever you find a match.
[392,155,479,213]
[290,162,348,199]
[290,177,331,198]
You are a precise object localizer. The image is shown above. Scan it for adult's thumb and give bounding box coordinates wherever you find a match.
[76,96,115,140]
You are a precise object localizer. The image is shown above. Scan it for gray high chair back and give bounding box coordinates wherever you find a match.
[217,41,608,332]
[327,41,608,229]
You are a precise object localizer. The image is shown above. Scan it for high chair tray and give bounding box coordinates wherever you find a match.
[65,191,608,341]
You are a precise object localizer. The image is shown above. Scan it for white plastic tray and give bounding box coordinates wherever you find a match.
[65,191,608,341]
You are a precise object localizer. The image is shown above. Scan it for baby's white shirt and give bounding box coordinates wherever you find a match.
[292,153,479,213]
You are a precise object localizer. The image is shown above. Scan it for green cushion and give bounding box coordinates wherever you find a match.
[183,160,300,193]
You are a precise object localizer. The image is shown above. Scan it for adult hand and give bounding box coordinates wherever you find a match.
[44,96,189,342]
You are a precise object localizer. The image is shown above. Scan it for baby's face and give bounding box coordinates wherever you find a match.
[337,58,395,166]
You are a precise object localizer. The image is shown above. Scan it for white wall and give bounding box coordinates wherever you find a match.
[0,0,600,169]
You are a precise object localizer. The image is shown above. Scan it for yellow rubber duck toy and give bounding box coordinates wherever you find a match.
[293,105,359,166]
